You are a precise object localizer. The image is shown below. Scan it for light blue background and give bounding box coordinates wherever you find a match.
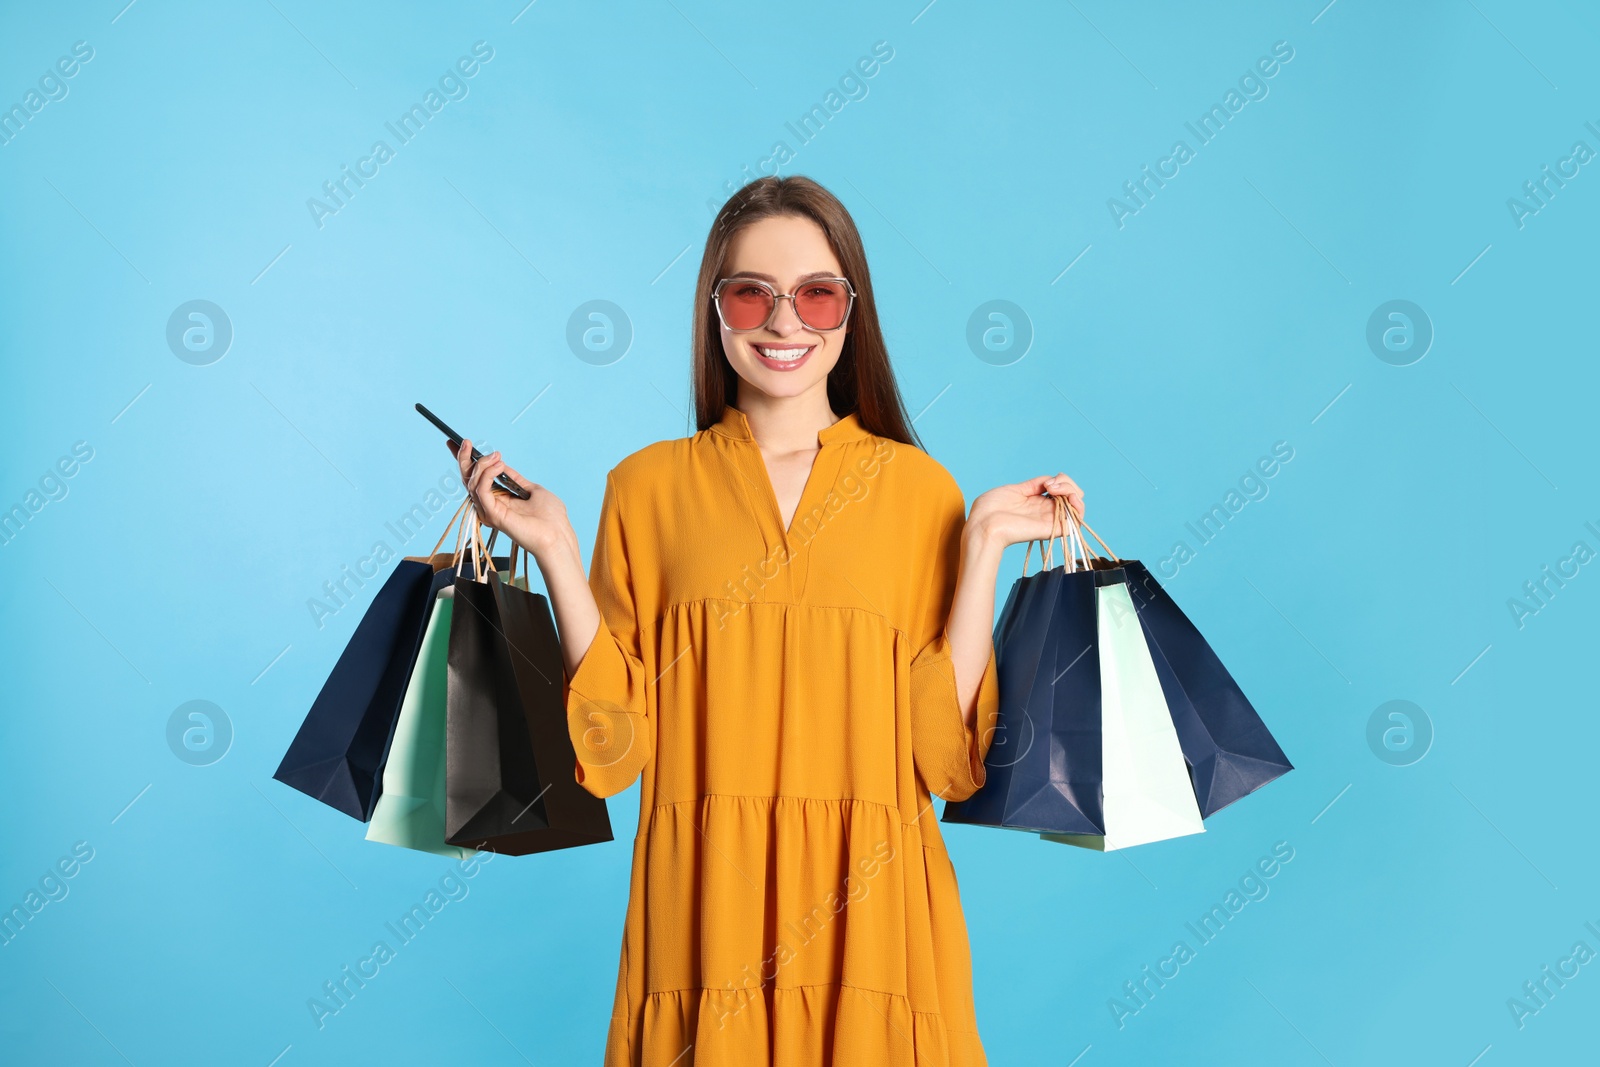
[2,1,1596,1063]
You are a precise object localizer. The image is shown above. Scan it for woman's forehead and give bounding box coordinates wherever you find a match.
[724,215,842,278]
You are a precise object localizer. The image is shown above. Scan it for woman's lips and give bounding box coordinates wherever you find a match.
[751,343,815,372]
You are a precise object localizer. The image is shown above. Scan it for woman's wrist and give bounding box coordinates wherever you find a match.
[527,521,581,574]
[962,515,1007,572]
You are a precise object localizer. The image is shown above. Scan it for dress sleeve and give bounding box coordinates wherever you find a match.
[565,469,653,799]
[908,475,1002,802]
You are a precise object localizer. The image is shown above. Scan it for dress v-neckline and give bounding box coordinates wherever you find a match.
[709,405,867,545]
[758,445,825,541]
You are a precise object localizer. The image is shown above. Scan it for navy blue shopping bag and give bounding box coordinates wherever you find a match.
[1121,560,1293,817]
[941,557,1116,836]
[274,499,506,821]
[274,557,444,820]
[944,496,1293,838]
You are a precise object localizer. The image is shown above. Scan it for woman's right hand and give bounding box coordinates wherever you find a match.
[451,438,575,561]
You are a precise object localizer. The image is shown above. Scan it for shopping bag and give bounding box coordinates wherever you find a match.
[1039,570,1205,851]
[943,497,1214,850]
[1118,557,1294,817]
[1041,501,1289,849]
[940,499,1203,851]
[938,538,1107,836]
[365,584,476,858]
[365,510,512,858]
[444,508,614,856]
[274,498,473,821]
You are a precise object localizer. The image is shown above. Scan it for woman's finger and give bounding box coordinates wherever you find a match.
[484,457,519,503]
[1045,473,1085,520]
[466,460,501,513]
[469,453,505,498]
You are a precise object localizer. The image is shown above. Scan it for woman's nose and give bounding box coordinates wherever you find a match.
[767,295,804,335]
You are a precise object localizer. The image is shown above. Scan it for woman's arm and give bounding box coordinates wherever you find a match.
[946,526,1005,732]
[527,522,604,681]
[948,473,1084,730]
[460,441,656,797]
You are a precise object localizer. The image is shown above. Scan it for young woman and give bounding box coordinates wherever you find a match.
[454,176,1083,1066]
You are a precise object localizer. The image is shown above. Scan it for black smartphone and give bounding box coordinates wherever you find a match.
[416,402,531,500]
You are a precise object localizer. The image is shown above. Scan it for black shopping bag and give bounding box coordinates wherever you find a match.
[274,499,473,821]
[444,514,614,855]
[941,535,1109,836]
[1121,559,1294,817]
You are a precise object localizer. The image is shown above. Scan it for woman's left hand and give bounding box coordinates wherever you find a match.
[967,473,1084,550]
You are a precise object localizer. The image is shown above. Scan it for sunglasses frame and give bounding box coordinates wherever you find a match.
[712,275,857,333]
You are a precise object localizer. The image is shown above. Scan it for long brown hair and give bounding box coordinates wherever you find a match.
[690,176,923,449]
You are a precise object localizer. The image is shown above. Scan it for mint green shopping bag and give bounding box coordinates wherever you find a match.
[1039,501,1205,852]
[1042,580,1206,851]
[365,586,478,859]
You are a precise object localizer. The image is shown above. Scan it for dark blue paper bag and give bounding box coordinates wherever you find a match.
[274,560,440,820]
[274,499,487,821]
[1121,559,1293,817]
[944,498,1293,843]
[941,556,1112,836]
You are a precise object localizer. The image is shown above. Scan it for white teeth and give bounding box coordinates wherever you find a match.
[758,346,810,361]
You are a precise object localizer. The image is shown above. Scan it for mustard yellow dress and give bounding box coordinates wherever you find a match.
[564,404,1001,1066]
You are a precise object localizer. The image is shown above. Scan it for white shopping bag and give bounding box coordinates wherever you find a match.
[1041,538,1206,852]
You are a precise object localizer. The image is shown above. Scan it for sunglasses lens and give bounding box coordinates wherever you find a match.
[795,281,851,330]
[719,283,775,330]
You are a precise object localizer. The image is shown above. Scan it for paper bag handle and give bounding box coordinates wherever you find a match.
[404,496,472,566]
[479,521,525,588]
[1022,493,1086,575]
[1064,498,1119,563]
[1021,494,1120,574]
[454,501,527,588]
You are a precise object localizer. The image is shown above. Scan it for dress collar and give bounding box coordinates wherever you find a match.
[709,405,869,445]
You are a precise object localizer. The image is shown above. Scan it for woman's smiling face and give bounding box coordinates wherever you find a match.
[718,214,850,403]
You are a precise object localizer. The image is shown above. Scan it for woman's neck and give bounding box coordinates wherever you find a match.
[735,390,840,452]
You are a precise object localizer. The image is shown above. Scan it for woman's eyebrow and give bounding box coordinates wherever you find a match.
[725,270,839,283]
